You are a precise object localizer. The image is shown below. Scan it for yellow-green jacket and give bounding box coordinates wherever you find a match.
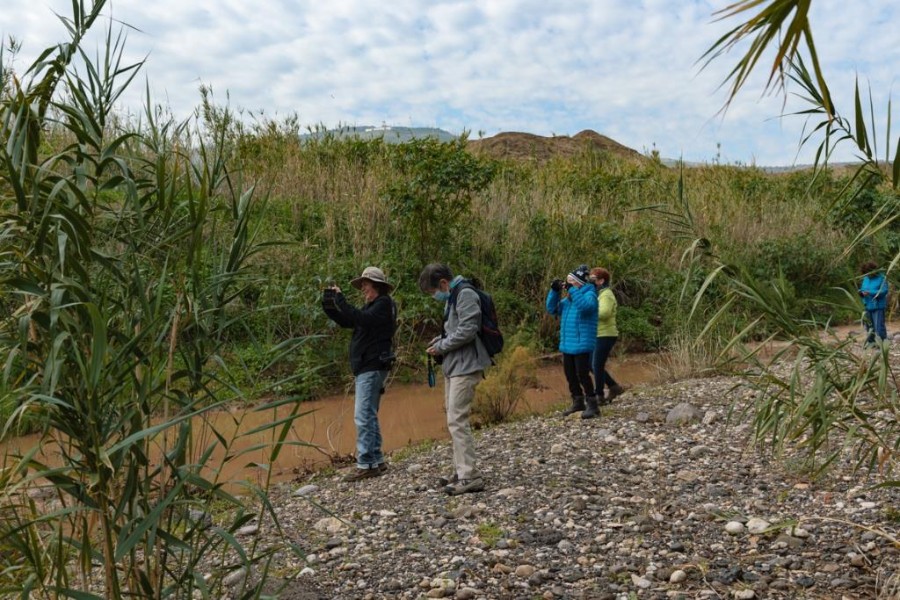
[596,286,618,337]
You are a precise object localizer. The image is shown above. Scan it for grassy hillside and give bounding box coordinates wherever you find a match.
[218,115,900,397]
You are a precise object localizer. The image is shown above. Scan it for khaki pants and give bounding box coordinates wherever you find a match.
[443,371,482,480]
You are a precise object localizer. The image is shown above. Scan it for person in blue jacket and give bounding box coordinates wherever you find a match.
[546,264,600,419]
[859,261,889,346]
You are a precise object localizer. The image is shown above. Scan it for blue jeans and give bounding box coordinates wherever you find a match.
[354,370,388,468]
[865,309,887,345]
[592,336,619,394]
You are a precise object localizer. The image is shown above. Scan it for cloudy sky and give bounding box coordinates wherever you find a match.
[2,0,897,166]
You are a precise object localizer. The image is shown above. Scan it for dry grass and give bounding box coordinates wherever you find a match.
[473,346,540,427]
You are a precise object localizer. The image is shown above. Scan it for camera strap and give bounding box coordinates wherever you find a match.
[427,355,436,388]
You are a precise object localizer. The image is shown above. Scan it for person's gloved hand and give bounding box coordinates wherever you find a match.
[550,279,563,292]
[322,287,337,309]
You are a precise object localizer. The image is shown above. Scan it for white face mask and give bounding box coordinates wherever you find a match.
[433,289,450,301]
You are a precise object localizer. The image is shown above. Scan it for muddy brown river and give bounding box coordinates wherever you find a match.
[0,355,664,490]
[4,320,882,490]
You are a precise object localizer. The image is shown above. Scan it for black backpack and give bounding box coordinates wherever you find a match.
[446,280,504,358]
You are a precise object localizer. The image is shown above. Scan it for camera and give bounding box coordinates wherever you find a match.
[378,350,396,368]
[322,287,338,310]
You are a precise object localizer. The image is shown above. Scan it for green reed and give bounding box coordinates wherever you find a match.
[0,3,306,597]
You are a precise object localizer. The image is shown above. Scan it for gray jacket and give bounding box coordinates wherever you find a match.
[434,279,492,377]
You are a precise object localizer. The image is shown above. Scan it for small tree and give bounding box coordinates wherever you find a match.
[383,137,496,262]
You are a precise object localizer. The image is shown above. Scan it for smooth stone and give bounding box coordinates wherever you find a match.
[631,574,652,589]
[313,517,346,534]
[725,521,745,535]
[790,526,810,538]
[666,402,702,425]
[670,569,688,583]
[293,484,319,497]
[746,518,770,534]
[223,567,248,587]
[515,565,536,578]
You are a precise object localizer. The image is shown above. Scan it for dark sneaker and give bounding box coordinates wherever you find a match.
[437,473,459,487]
[561,397,586,416]
[444,477,485,496]
[580,396,599,419]
[607,385,625,402]
[343,463,387,482]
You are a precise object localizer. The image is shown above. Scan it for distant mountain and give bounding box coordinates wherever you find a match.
[658,157,862,173]
[300,125,457,144]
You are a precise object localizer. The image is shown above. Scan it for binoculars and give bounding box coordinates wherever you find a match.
[550,279,572,292]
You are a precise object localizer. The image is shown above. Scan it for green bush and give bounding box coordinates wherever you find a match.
[745,233,848,300]
[617,305,663,352]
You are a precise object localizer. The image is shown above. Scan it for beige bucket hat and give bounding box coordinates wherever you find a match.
[350,266,394,291]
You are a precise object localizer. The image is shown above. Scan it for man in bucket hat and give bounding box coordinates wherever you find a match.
[322,266,397,481]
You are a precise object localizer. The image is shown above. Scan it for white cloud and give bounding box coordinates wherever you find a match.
[1,0,896,165]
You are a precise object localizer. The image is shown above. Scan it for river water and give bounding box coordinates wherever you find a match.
[5,319,885,490]
[0,355,663,490]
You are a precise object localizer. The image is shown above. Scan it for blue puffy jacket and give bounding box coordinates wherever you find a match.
[546,283,598,354]
[860,272,889,310]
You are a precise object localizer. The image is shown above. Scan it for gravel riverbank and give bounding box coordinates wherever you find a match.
[253,367,899,600]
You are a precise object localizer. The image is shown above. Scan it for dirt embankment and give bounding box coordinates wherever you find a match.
[467,130,651,164]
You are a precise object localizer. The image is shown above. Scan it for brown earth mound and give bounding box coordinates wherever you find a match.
[467,129,648,164]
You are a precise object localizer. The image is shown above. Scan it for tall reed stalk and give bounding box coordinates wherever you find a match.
[0,3,304,597]
[694,0,900,486]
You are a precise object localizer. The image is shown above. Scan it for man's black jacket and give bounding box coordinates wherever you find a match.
[323,292,396,375]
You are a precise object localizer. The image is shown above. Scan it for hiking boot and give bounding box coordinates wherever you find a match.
[561,396,586,416]
[581,396,600,419]
[597,391,611,406]
[343,463,387,482]
[444,477,485,496]
[607,385,625,402]
[437,473,459,487]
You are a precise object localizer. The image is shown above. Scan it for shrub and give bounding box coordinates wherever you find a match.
[617,306,662,352]
[472,345,539,427]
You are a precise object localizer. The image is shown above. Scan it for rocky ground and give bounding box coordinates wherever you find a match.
[246,369,899,600]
